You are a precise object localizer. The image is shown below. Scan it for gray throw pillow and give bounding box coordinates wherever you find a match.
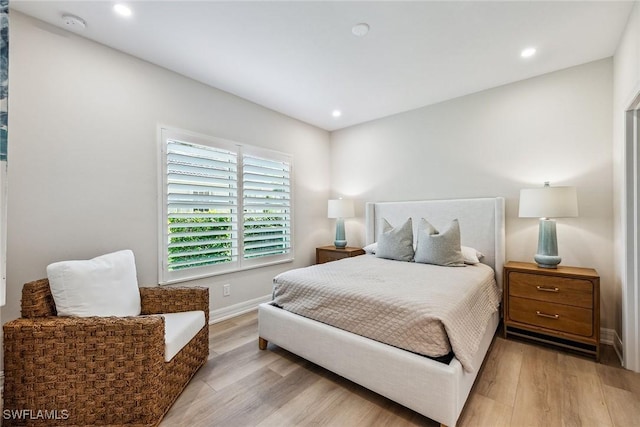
[376,218,414,262]
[414,218,466,267]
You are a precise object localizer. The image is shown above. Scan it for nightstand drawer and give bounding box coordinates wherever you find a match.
[508,296,593,337]
[316,246,365,264]
[317,251,348,264]
[508,271,593,308]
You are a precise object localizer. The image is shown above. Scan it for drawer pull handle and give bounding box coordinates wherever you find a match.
[536,286,559,293]
[536,311,559,320]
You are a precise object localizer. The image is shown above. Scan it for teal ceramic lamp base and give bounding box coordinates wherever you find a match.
[535,218,561,268]
[334,217,347,248]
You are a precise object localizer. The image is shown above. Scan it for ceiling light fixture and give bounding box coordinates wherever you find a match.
[113,3,133,17]
[352,23,370,37]
[61,14,86,30]
[332,110,342,118]
[521,47,537,58]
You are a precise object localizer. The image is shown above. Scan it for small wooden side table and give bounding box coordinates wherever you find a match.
[503,261,600,360]
[316,246,365,264]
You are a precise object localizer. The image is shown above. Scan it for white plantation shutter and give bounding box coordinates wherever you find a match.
[242,152,291,262]
[160,128,293,283]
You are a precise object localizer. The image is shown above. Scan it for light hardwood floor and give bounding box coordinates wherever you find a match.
[160,311,640,426]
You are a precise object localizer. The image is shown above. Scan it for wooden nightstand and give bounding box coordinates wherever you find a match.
[316,246,365,264]
[503,261,600,361]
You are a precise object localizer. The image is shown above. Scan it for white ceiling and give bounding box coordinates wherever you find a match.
[10,1,636,131]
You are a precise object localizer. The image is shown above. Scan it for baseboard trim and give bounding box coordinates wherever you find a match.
[614,329,624,366]
[210,294,272,324]
[601,327,615,345]
[601,327,625,366]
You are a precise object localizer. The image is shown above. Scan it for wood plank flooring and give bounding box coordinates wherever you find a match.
[160,311,640,426]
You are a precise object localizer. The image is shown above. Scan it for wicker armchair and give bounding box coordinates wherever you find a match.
[3,279,209,426]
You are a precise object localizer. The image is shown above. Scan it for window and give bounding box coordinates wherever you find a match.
[159,128,293,284]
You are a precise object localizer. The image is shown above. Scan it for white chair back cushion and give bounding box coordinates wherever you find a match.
[47,249,141,317]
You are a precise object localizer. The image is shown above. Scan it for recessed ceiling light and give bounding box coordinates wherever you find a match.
[332,110,342,118]
[521,47,537,58]
[113,3,132,17]
[352,23,370,37]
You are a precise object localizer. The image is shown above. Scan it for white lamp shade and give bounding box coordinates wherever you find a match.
[328,199,355,218]
[519,185,578,218]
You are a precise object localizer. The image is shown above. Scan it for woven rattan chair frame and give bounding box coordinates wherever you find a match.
[3,279,209,426]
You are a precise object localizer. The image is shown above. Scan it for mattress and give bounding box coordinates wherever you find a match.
[272,255,501,372]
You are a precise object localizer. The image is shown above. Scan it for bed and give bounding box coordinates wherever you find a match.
[258,197,505,426]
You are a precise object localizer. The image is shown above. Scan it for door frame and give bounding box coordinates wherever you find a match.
[623,89,640,372]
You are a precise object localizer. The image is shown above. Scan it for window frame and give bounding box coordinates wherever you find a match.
[158,127,294,284]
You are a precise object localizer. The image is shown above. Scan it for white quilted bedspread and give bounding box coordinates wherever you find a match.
[272,255,501,372]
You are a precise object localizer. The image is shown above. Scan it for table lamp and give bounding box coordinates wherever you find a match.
[328,199,354,249]
[519,182,578,268]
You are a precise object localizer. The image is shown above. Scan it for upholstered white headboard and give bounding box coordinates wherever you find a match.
[365,197,506,287]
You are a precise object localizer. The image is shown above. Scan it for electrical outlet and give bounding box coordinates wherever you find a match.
[223,284,230,297]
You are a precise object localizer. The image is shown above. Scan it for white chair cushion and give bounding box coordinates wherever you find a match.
[46,249,141,317]
[162,310,206,362]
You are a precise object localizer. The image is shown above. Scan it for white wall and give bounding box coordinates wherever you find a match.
[4,12,332,325]
[613,3,640,363]
[331,59,615,330]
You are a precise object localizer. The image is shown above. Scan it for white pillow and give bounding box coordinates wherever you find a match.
[47,249,141,317]
[461,246,484,265]
[363,242,378,254]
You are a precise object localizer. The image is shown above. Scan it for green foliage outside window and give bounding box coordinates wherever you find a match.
[244,215,289,258]
[168,214,233,270]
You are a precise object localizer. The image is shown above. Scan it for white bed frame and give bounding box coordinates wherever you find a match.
[258,197,505,426]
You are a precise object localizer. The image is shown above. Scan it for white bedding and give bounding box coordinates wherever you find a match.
[272,255,501,372]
